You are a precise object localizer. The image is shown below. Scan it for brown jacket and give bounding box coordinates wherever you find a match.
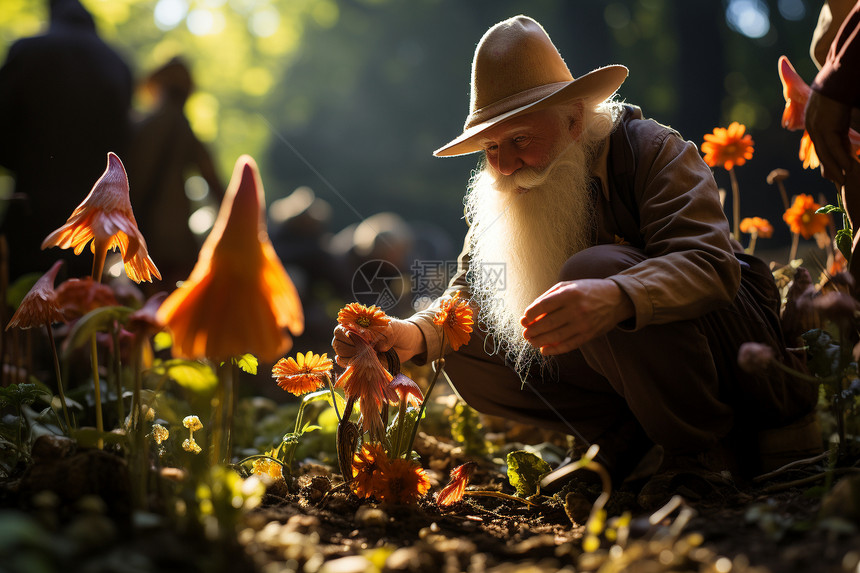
[412,106,743,362]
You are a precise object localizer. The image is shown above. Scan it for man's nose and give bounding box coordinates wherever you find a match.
[496,145,522,176]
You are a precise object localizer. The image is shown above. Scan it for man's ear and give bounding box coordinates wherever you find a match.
[568,100,585,140]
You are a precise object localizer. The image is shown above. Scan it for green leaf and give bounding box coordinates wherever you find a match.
[153,331,173,352]
[836,228,853,263]
[451,401,490,455]
[801,329,842,379]
[506,450,552,497]
[300,423,321,434]
[152,359,218,393]
[62,305,135,357]
[0,383,50,408]
[816,204,845,215]
[302,388,336,407]
[385,407,419,458]
[69,428,128,448]
[233,354,258,375]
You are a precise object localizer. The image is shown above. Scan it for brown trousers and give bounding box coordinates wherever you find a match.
[445,245,818,476]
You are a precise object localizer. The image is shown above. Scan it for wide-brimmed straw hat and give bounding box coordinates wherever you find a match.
[434,15,628,157]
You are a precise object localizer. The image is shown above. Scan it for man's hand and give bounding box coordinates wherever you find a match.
[331,318,426,368]
[805,89,854,185]
[520,279,635,355]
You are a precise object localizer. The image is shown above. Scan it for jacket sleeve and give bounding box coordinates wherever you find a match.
[812,0,860,107]
[409,227,475,364]
[609,124,742,329]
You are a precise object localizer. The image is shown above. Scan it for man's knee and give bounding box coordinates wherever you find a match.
[559,244,647,281]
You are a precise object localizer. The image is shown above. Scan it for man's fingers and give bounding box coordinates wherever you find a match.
[816,136,852,184]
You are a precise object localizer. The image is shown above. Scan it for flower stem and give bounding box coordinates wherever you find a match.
[326,374,342,423]
[393,401,407,458]
[46,325,71,432]
[131,343,143,430]
[218,361,238,465]
[747,232,758,256]
[111,328,125,429]
[405,356,444,459]
[90,333,104,449]
[294,400,307,435]
[463,490,546,508]
[730,167,740,241]
[91,242,107,283]
[789,232,800,262]
[776,181,790,211]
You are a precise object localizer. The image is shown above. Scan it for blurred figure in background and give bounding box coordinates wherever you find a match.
[269,185,350,350]
[125,56,223,289]
[330,211,416,318]
[0,0,133,282]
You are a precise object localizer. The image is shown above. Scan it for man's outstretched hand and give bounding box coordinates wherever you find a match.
[805,89,854,186]
[331,318,426,368]
[520,278,635,355]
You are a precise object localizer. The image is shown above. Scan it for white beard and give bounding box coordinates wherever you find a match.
[463,138,600,380]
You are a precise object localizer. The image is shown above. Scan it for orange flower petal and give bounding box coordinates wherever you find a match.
[42,153,160,283]
[272,351,332,396]
[739,217,774,238]
[157,155,304,362]
[777,56,810,132]
[351,442,389,499]
[783,194,830,239]
[436,461,477,506]
[378,458,431,504]
[700,122,755,171]
[433,292,474,351]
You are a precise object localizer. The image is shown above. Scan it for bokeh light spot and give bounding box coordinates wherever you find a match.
[778,0,806,21]
[726,0,771,39]
[189,206,217,236]
[242,67,274,97]
[250,7,280,37]
[154,0,188,31]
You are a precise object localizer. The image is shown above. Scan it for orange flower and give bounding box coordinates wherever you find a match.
[783,194,830,239]
[156,155,304,362]
[6,261,65,330]
[829,251,848,277]
[336,340,395,439]
[701,122,754,171]
[351,442,389,499]
[337,302,390,344]
[378,458,431,505]
[739,217,774,238]
[433,292,474,351]
[41,152,160,283]
[55,277,118,320]
[272,351,333,396]
[436,461,477,507]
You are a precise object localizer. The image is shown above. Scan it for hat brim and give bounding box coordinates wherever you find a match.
[433,64,628,157]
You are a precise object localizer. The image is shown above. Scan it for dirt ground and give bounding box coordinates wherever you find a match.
[232,431,860,573]
[2,411,859,573]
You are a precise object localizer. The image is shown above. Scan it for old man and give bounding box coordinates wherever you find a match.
[334,15,818,487]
